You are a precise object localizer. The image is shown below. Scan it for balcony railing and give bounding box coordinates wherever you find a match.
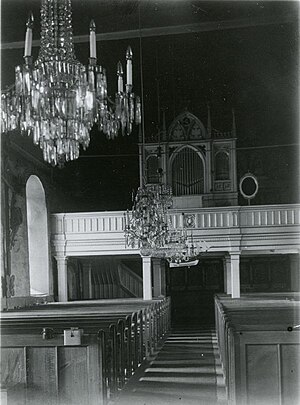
[52,204,300,234]
[51,204,300,257]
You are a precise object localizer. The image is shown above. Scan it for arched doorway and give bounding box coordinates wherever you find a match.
[26,175,50,296]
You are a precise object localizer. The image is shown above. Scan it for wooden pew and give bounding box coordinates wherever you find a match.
[214,293,300,405]
[1,297,171,405]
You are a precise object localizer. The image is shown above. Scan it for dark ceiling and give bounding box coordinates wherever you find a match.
[1,1,297,43]
[1,1,299,210]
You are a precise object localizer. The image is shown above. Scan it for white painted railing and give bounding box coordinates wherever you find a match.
[239,205,300,227]
[51,204,300,234]
[51,204,300,257]
[52,211,125,234]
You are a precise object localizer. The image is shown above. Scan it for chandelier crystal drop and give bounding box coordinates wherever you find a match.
[1,0,141,166]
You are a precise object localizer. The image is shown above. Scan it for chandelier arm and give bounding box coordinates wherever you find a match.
[2,85,16,94]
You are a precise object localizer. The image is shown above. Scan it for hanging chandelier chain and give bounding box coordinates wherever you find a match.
[38,0,76,63]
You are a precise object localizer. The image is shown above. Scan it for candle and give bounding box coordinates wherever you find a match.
[24,12,34,57]
[126,46,133,87]
[89,20,97,59]
[117,61,123,93]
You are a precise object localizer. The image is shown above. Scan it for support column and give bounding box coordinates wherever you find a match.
[56,256,68,302]
[142,256,152,300]
[82,261,93,299]
[223,256,232,294]
[290,255,300,292]
[153,258,166,297]
[229,253,240,298]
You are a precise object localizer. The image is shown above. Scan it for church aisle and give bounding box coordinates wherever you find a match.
[111,328,227,405]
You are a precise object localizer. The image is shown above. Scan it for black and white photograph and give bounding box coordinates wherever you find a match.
[1,0,299,404]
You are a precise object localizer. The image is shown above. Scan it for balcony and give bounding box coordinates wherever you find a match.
[51,204,300,257]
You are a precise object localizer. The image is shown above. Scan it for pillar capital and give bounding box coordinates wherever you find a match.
[152,257,162,266]
[227,251,241,258]
[54,255,68,263]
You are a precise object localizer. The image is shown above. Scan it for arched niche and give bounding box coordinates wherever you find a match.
[26,175,50,296]
[215,150,230,180]
[146,155,159,184]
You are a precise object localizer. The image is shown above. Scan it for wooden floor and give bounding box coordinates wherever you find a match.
[111,327,227,405]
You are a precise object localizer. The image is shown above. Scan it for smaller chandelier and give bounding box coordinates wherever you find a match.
[124,183,209,263]
[1,0,141,166]
[124,183,173,251]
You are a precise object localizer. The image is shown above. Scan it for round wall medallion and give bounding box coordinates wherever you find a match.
[239,173,258,200]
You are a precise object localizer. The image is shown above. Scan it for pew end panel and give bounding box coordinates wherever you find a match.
[1,333,106,405]
[214,293,300,405]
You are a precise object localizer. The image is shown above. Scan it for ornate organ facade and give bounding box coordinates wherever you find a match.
[140,108,238,208]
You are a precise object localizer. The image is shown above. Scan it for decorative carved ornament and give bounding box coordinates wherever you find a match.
[168,112,207,141]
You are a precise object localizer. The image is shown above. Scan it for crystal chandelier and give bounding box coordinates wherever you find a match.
[1,0,141,166]
[124,183,173,251]
[124,183,208,264]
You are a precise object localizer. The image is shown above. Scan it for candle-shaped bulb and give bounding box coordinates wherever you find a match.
[27,12,34,29]
[24,12,34,57]
[117,61,123,76]
[117,61,124,93]
[89,19,97,59]
[126,46,133,60]
[126,46,133,88]
[90,19,96,32]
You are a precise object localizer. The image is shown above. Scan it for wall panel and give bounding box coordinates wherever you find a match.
[246,344,279,405]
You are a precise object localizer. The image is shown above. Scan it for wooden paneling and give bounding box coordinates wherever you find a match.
[1,298,171,405]
[246,344,280,405]
[58,347,88,404]
[240,256,291,292]
[214,294,300,405]
[1,336,104,405]
[27,347,58,404]
[281,344,300,405]
[1,348,26,405]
